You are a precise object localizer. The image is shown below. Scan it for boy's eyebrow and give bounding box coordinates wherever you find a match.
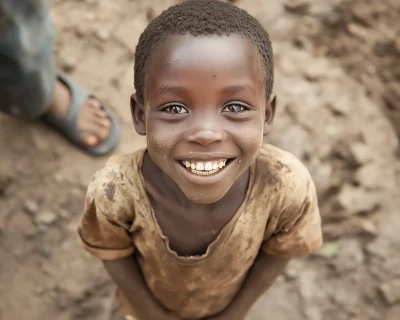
[152,85,257,99]
[221,85,257,96]
[152,86,189,99]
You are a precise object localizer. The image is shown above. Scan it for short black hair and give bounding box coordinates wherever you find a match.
[134,0,273,104]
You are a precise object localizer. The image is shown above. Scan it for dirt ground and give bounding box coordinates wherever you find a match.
[1,0,400,319]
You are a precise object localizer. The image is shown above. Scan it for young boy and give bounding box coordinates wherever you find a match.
[78,1,323,319]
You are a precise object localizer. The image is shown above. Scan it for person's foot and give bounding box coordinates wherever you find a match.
[46,79,111,146]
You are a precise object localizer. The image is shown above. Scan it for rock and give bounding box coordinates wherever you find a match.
[59,209,70,219]
[292,35,312,50]
[35,211,57,226]
[72,24,87,38]
[35,286,44,295]
[36,224,47,233]
[63,282,88,302]
[316,241,340,258]
[352,3,372,26]
[24,199,38,214]
[19,213,37,238]
[298,268,323,300]
[324,11,341,27]
[332,239,364,272]
[326,102,348,116]
[53,173,64,183]
[95,27,111,42]
[284,259,305,279]
[331,140,360,166]
[12,248,23,258]
[284,0,311,14]
[15,157,34,177]
[310,162,335,196]
[356,163,388,189]
[330,281,362,315]
[325,125,339,137]
[379,279,400,305]
[336,184,379,216]
[146,7,155,22]
[38,245,52,259]
[303,59,330,81]
[278,56,300,76]
[347,23,369,41]
[59,51,76,73]
[303,306,322,320]
[366,237,391,258]
[71,187,84,197]
[354,218,379,236]
[323,217,378,239]
[0,173,13,196]
[85,12,95,21]
[114,16,148,54]
[383,83,400,111]
[55,293,70,310]
[349,143,373,165]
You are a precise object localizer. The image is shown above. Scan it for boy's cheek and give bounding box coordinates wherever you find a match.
[235,125,264,152]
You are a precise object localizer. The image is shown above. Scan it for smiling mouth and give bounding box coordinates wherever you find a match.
[179,158,233,176]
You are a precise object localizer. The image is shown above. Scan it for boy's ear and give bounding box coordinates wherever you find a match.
[131,94,146,136]
[263,93,277,136]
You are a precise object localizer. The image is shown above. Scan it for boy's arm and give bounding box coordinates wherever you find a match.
[208,252,289,320]
[103,256,182,320]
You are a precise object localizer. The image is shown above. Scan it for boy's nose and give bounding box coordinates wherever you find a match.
[184,127,226,146]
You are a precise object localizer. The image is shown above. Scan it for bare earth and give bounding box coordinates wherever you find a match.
[1,0,399,319]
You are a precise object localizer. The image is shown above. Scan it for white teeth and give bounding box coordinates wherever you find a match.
[180,159,230,176]
[190,168,219,175]
[205,162,213,171]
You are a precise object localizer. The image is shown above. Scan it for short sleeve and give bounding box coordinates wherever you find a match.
[262,174,323,258]
[78,158,136,260]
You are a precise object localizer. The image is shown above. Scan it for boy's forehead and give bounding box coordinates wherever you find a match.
[145,34,264,89]
[157,34,258,63]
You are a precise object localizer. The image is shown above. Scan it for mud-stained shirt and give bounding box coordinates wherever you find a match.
[78,144,322,319]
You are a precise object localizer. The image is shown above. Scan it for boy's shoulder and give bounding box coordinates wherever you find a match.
[95,150,144,187]
[255,144,313,198]
[86,149,145,214]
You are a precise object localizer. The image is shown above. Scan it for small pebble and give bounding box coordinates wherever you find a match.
[24,199,38,214]
[284,0,311,14]
[35,211,57,226]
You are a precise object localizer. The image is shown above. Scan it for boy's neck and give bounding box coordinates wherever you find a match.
[141,151,250,213]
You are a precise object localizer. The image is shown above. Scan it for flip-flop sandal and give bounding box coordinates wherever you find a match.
[43,74,120,156]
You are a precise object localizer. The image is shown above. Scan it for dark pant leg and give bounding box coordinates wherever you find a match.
[0,0,55,120]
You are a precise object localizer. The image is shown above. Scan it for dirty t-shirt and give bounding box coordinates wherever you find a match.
[78,144,322,319]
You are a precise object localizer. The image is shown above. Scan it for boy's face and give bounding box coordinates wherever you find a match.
[132,34,275,204]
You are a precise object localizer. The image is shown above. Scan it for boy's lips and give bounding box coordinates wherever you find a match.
[174,157,236,184]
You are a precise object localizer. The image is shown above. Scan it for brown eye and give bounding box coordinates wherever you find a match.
[164,105,188,114]
[222,104,247,113]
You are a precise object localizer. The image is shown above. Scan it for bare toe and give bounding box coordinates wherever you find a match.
[76,98,112,146]
[81,132,99,146]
